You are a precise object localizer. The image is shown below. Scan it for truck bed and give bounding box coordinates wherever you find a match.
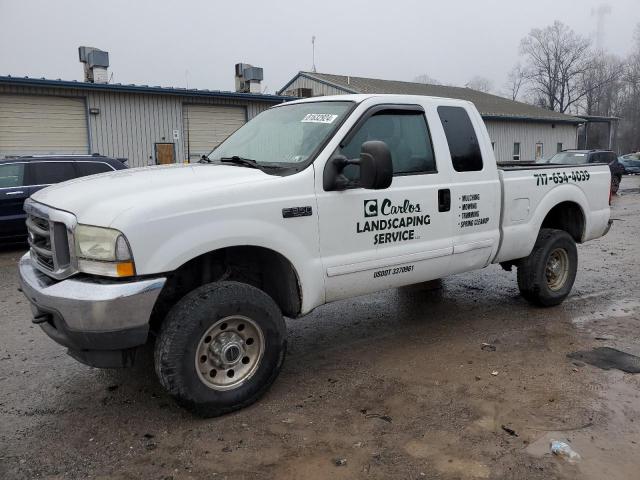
[494,163,611,264]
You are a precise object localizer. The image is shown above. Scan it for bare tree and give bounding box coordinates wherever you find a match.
[465,75,494,93]
[413,74,441,85]
[514,20,640,152]
[519,21,593,112]
[505,64,525,100]
[617,24,640,152]
[579,51,624,116]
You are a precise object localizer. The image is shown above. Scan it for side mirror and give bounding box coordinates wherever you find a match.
[359,141,393,189]
[323,140,393,191]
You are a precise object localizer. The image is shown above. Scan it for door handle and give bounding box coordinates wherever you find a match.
[6,191,24,195]
[438,189,451,212]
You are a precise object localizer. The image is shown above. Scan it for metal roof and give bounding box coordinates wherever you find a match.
[279,72,584,124]
[0,75,291,103]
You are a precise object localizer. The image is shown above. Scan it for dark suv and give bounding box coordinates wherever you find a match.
[545,150,625,194]
[0,154,127,244]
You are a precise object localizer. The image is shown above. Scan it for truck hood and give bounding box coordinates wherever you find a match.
[31,163,277,225]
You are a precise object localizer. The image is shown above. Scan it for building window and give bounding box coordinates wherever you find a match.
[557,142,563,153]
[513,142,521,161]
[535,143,544,160]
[437,106,483,172]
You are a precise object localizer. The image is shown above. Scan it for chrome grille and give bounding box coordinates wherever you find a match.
[24,199,77,280]
[27,214,55,271]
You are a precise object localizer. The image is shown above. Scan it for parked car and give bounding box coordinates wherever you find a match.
[619,153,640,175]
[0,154,127,244]
[544,150,624,194]
[18,95,611,417]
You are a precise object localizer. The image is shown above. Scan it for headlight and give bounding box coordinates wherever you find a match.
[75,224,135,277]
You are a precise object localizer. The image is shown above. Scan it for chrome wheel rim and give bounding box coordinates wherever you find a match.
[195,315,265,391]
[545,248,569,291]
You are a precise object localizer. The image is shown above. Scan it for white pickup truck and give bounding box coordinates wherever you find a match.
[19,94,612,416]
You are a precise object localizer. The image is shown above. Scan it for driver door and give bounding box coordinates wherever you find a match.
[314,105,454,302]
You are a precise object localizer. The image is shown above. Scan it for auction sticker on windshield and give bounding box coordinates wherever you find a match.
[301,113,338,123]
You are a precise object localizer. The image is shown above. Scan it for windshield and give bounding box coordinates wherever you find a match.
[208,101,353,166]
[548,152,589,165]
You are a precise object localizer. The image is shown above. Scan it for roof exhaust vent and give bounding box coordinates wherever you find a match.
[235,63,263,93]
[78,46,110,84]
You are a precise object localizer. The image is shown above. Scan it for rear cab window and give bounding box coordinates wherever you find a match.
[437,106,483,172]
[0,163,25,188]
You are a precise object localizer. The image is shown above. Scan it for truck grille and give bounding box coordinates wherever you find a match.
[25,202,75,279]
[26,214,55,270]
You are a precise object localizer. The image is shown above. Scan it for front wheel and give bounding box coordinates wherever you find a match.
[517,229,578,307]
[154,281,287,417]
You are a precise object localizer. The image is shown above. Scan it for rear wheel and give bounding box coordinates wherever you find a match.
[517,228,577,307]
[155,281,287,417]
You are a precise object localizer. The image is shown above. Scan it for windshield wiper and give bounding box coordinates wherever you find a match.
[219,156,282,170]
[220,156,260,169]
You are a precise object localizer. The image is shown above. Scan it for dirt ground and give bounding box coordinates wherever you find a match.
[1,177,639,480]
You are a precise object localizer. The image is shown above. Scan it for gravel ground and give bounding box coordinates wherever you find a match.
[1,176,639,480]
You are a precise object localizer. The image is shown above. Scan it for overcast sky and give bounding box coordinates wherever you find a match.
[0,0,638,96]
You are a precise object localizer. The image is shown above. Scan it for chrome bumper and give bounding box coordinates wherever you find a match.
[18,253,166,354]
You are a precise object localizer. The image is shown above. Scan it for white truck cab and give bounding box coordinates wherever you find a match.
[19,94,612,416]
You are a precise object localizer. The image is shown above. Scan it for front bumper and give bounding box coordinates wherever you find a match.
[18,253,166,367]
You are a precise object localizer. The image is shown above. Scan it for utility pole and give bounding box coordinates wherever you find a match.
[592,4,611,50]
[312,36,317,73]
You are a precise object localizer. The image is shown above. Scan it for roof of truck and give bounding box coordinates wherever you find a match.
[285,93,475,107]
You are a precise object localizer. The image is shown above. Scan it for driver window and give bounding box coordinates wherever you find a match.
[337,111,436,180]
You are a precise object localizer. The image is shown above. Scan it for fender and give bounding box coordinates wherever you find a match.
[130,217,324,314]
[495,183,592,263]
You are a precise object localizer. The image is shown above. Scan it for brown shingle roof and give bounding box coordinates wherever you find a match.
[283,72,583,124]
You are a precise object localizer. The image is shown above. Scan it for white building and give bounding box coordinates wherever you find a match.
[278,72,584,163]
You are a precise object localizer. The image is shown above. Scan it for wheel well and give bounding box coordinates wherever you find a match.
[540,201,585,243]
[149,246,302,332]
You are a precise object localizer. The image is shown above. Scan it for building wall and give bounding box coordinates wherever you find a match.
[0,84,276,167]
[484,120,577,163]
[281,76,350,96]
[0,81,578,167]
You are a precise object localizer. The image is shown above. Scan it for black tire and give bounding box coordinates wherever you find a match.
[517,228,578,307]
[611,175,621,194]
[154,281,287,417]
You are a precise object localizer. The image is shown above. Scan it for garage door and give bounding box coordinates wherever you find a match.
[0,94,89,158]
[183,104,246,161]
